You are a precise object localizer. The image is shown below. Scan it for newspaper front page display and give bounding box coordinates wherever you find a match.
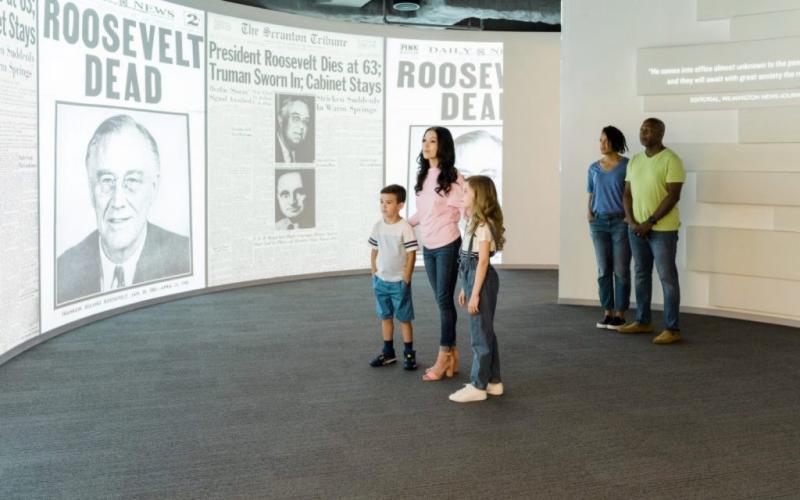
[207,15,383,285]
[39,0,206,332]
[386,39,503,261]
[0,0,38,353]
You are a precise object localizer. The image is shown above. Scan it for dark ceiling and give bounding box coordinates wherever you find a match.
[222,0,561,31]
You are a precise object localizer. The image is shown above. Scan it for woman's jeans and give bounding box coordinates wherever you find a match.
[589,214,631,313]
[423,238,461,349]
[459,253,501,390]
[628,229,680,331]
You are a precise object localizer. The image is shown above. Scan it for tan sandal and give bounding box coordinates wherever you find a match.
[422,352,453,381]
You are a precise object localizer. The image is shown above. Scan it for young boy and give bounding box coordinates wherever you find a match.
[368,184,418,370]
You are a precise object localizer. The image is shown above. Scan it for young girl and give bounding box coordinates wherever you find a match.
[449,175,505,403]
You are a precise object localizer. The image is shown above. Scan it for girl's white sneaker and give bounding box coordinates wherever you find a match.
[486,382,504,396]
[448,384,487,403]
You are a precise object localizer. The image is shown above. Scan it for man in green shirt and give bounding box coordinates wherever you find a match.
[619,118,685,344]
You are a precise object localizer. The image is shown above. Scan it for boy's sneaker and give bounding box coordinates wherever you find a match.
[402,350,418,370]
[607,317,625,331]
[486,382,504,396]
[596,315,613,329]
[369,352,396,367]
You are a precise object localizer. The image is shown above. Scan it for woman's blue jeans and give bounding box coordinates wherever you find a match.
[589,214,631,313]
[423,237,461,348]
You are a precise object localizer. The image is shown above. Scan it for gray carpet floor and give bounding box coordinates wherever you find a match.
[1,270,800,499]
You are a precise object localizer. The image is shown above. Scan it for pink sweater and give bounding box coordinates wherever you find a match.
[408,167,465,249]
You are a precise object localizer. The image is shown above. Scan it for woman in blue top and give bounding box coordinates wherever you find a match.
[587,126,631,330]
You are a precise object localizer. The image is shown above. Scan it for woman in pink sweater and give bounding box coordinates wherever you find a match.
[408,127,465,381]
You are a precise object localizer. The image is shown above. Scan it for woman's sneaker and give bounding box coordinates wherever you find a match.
[606,317,625,331]
[596,315,613,329]
[403,350,418,370]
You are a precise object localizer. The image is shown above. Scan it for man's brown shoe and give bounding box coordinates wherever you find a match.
[617,322,653,334]
[653,330,681,344]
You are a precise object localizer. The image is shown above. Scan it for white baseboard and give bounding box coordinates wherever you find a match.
[557,298,800,329]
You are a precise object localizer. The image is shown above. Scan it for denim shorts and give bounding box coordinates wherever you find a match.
[373,275,414,322]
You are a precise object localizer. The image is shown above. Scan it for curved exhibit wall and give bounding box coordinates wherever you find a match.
[0,0,560,363]
[560,0,800,327]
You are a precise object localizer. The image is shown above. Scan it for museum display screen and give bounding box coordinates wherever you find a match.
[0,0,508,357]
[385,38,504,263]
[205,13,384,287]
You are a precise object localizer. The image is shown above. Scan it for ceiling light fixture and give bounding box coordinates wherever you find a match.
[392,0,421,12]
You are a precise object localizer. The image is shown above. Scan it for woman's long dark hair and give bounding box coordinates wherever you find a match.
[414,126,458,196]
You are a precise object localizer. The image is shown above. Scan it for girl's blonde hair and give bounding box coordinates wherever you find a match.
[466,175,505,251]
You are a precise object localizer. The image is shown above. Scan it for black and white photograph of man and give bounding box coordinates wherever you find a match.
[275,94,315,164]
[453,129,503,182]
[405,125,503,216]
[55,110,192,305]
[275,168,315,230]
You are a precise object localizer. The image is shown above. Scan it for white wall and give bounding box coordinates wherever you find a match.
[560,0,800,327]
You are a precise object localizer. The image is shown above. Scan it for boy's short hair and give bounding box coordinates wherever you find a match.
[380,184,406,204]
